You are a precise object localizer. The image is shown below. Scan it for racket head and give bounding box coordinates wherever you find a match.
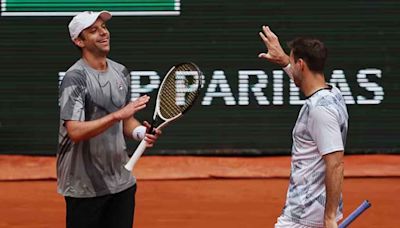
[152,62,202,128]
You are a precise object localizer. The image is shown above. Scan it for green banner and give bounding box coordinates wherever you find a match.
[1,0,180,16]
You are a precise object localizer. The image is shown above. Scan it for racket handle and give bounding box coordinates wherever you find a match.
[338,200,371,228]
[124,139,148,171]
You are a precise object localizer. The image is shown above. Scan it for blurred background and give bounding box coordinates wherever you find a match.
[0,1,399,228]
[0,0,398,157]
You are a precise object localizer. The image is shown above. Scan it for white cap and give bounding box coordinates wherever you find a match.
[68,11,112,40]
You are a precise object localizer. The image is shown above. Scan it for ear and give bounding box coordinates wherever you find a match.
[298,58,306,71]
[73,37,85,48]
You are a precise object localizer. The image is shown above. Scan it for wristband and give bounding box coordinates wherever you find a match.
[132,125,146,141]
[282,63,293,79]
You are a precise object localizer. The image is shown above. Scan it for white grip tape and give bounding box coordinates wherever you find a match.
[124,139,148,171]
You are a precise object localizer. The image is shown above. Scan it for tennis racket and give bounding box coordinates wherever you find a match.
[124,62,202,171]
[339,200,371,228]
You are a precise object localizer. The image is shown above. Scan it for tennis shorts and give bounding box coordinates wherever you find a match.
[65,184,137,228]
[275,215,322,228]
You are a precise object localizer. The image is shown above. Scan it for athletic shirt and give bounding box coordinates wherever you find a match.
[57,58,135,197]
[282,85,348,227]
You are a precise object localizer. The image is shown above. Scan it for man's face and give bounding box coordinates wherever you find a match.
[289,50,302,87]
[77,18,110,55]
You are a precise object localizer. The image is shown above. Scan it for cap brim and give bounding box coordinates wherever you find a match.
[98,11,112,22]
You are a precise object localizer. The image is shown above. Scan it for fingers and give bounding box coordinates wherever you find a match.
[259,31,268,42]
[259,25,279,45]
[262,25,277,41]
[132,95,150,107]
[127,95,150,112]
[145,134,158,142]
[144,129,161,147]
[258,52,273,61]
[259,25,274,59]
[259,26,271,42]
[258,53,267,59]
[131,103,147,112]
[143,124,161,147]
[143,121,151,128]
[115,97,149,120]
[153,128,162,136]
[258,25,289,66]
[142,121,153,134]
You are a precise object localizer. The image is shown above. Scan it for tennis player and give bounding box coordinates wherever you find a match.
[259,26,348,228]
[57,11,161,228]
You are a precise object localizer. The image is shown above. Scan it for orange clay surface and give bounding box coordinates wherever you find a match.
[0,155,399,228]
[0,178,399,228]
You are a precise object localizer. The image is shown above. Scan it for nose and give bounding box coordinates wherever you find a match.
[99,27,108,36]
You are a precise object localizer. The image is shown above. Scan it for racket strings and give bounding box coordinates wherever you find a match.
[159,77,182,118]
[159,64,201,119]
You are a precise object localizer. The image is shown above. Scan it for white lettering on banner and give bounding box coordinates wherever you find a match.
[357,69,384,104]
[58,72,65,87]
[329,70,356,104]
[272,70,284,105]
[175,71,201,106]
[130,71,160,99]
[58,68,384,106]
[289,78,305,105]
[238,70,269,105]
[201,70,236,105]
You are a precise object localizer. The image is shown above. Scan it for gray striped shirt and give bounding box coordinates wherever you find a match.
[57,58,135,197]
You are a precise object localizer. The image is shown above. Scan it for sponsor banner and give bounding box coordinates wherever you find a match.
[1,0,180,16]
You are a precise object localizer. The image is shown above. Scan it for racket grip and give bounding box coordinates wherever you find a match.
[124,139,148,171]
[338,200,371,228]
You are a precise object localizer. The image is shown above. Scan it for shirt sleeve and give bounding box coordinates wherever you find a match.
[122,67,131,105]
[308,106,344,155]
[59,70,86,122]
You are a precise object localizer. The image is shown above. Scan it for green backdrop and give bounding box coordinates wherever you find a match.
[0,0,399,155]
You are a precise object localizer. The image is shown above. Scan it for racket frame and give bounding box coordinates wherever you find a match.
[338,200,371,228]
[124,63,202,171]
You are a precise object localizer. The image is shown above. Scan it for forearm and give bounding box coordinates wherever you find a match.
[324,151,344,221]
[64,96,151,142]
[279,54,290,67]
[65,113,118,142]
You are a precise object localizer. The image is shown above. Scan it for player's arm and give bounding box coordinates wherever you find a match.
[258,25,290,67]
[323,150,344,228]
[258,26,294,79]
[66,96,149,142]
[66,114,119,142]
[308,106,345,228]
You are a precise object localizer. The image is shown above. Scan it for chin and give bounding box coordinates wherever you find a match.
[100,47,110,54]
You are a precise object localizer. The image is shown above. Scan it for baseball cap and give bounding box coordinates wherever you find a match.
[68,11,112,40]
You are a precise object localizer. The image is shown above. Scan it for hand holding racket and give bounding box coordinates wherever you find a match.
[124,62,202,171]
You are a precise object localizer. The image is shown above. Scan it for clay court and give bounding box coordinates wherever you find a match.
[0,155,399,228]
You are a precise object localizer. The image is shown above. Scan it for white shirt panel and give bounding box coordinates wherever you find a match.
[282,85,348,227]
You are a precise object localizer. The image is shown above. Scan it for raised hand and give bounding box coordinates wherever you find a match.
[258,25,290,67]
[113,95,150,121]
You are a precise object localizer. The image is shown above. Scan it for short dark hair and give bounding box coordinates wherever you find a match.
[287,37,327,73]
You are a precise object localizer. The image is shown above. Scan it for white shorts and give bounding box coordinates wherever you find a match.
[274,215,320,228]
